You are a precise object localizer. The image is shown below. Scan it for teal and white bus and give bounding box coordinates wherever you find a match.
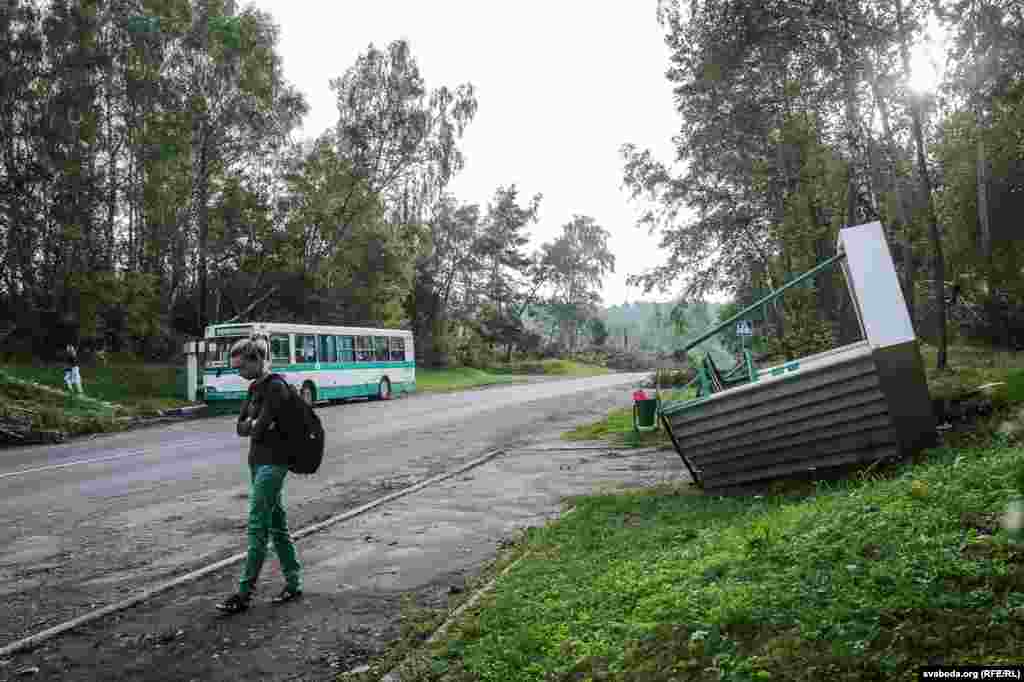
[202,322,415,406]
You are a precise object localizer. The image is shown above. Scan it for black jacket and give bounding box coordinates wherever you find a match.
[238,374,293,468]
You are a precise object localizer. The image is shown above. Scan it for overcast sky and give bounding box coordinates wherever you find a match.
[246,0,682,307]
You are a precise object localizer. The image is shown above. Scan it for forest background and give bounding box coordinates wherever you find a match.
[1,0,1022,371]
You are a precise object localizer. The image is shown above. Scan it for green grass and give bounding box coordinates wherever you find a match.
[922,343,1024,402]
[487,359,611,378]
[390,439,1024,682]
[416,362,607,392]
[0,359,189,412]
[0,359,192,439]
[1,369,126,437]
[562,387,696,448]
[415,367,527,393]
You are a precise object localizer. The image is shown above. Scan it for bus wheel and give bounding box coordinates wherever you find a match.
[300,382,316,406]
[376,378,391,401]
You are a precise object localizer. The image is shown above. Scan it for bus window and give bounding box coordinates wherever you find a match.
[337,336,354,363]
[270,335,291,365]
[374,337,388,361]
[295,335,317,363]
[319,335,337,363]
[389,337,405,361]
[354,336,372,362]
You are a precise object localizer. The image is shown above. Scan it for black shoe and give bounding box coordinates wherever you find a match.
[215,593,251,614]
[271,586,302,604]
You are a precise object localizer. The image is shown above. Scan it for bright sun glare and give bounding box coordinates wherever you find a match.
[907,14,949,93]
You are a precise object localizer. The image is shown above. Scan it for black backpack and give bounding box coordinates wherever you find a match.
[265,373,326,475]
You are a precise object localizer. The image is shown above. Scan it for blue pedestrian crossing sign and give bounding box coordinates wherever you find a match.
[735,320,753,336]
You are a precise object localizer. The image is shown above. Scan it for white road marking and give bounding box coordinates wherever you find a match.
[0,439,212,480]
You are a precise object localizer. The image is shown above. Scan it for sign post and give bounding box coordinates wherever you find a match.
[735,320,752,355]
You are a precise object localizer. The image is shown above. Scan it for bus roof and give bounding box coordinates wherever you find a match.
[205,322,413,338]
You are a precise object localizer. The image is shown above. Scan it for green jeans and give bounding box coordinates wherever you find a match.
[239,464,301,595]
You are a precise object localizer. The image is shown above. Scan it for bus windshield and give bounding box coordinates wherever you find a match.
[205,337,246,367]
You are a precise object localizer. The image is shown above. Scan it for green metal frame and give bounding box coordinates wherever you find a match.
[681,252,847,356]
[668,252,848,408]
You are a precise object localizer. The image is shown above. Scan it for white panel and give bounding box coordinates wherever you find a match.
[837,221,915,349]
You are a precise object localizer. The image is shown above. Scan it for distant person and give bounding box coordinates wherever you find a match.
[63,344,83,395]
[216,337,302,615]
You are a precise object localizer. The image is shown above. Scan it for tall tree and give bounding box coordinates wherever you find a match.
[939,0,1024,344]
[174,0,307,331]
[330,39,476,231]
[477,185,541,319]
[408,195,483,366]
[629,0,961,361]
[895,0,948,369]
[540,214,615,351]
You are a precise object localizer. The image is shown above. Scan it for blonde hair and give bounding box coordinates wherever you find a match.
[229,336,272,374]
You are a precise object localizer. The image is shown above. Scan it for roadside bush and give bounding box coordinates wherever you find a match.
[453,331,493,369]
[1007,369,1024,405]
[518,330,544,356]
[650,367,695,387]
[539,343,563,359]
[571,349,610,367]
[603,349,659,371]
[540,360,574,375]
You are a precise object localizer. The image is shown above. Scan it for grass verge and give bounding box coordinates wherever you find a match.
[415,367,526,393]
[1,369,128,438]
[0,360,189,413]
[562,387,695,448]
[0,360,192,441]
[419,360,610,395]
[487,359,611,378]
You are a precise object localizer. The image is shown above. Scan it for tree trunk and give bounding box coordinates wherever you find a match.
[839,10,869,226]
[867,56,917,329]
[976,137,991,265]
[195,141,210,331]
[976,134,1004,344]
[897,0,946,369]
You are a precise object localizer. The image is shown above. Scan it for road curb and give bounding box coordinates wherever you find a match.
[158,405,208,418]
[378,507,577,682]
[0,448,506,659]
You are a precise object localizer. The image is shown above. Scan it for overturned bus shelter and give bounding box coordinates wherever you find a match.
[660,221,936,493]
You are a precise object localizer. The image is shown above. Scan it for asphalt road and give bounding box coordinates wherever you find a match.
[0,372,651,653]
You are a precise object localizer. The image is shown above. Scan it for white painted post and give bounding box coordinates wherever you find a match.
[184,341,198,402]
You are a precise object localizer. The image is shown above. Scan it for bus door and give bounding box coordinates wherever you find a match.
[294,335,318,391]
[318,335,337,386]
[354,336,373,395]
